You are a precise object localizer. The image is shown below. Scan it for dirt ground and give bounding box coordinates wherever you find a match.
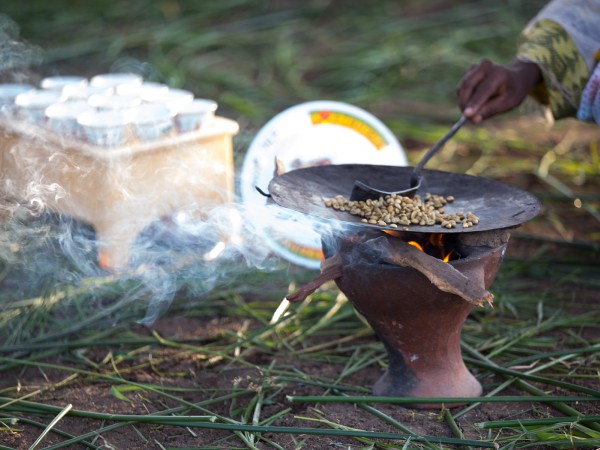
[2,250,599,450]
[3,313,597,450]
[1,0,598,446]
[1,122,599,449]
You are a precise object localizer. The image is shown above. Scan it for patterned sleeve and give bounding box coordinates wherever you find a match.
[516,19,590,119]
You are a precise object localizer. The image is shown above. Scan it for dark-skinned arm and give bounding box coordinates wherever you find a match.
[456,58,542,123]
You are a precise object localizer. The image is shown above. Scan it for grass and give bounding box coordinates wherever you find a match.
[0,280,598,448]
[1,0,599,448]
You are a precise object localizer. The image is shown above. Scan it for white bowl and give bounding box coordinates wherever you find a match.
[41,76,88,91]
[45,101,93,138]
[129,103,174,141]
[174,99,217,133]
[15,89,65,124]
[77,109,131,147]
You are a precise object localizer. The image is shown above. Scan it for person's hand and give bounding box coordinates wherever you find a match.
[457,59,542,123]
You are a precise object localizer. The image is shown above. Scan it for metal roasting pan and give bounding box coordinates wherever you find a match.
[267,164,542,234]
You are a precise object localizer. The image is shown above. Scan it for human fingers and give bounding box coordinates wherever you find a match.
[469,96,509,123]
[472,84,529,122]
[461,68,510,122]
[456,59,493,112]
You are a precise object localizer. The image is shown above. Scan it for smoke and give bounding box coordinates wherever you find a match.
[25,181,66,215]
[0,14,42,81]
[0,16,304,342]
[0,187,287,328]
[1,107,289,339]
[109,57,162,82]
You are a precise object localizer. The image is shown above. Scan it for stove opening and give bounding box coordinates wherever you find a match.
[383,230,462,262]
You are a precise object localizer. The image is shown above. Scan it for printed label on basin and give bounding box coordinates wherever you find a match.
[241,100,407,269]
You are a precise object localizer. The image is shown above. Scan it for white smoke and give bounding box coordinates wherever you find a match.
[0,191,288,328]
[0,14,42,80]
[0,15,303,341]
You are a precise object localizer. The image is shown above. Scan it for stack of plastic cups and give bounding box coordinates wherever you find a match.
[2,72,219,148]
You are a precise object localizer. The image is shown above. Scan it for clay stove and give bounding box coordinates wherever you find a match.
[0,116,238,270]
[268,164,541,407]
[321,229,507,406]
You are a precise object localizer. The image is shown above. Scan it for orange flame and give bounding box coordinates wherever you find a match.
[407,241,424,252]
[383,231,453,262]
[442,249,453,263]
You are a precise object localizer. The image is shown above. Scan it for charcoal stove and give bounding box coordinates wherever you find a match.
[268,164,541,408]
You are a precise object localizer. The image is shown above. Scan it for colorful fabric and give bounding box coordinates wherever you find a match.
[528,0,600,71]
[577,63,600,124]
[517,19,589,119]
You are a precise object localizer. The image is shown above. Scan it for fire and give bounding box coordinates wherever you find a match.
[442,249,453,263]
[384,231,454,262]
[407,241,424,251]
[425,234,454,262]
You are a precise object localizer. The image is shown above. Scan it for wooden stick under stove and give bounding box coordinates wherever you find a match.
[367,236,493,306]
[286,254,343,302]
[287,237,493,307]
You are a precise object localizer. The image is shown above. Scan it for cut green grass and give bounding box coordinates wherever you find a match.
[1,0,598,448]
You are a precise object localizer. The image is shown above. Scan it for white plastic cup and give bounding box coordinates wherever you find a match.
[143,88,194,113]
[41,76,88,91]
[0,83,34,117]
[116,81,169,97]
[130,103,174,141]
[62,84,112,100]
[88,93,142,111]
[77,109,131,147]
[45,101,93,138]
[174,99,217,133]
[90,73,143,91]
[15,89,65,124]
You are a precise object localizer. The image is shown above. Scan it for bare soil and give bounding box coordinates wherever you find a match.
[1,300,598,450]
[1,119,599,449]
